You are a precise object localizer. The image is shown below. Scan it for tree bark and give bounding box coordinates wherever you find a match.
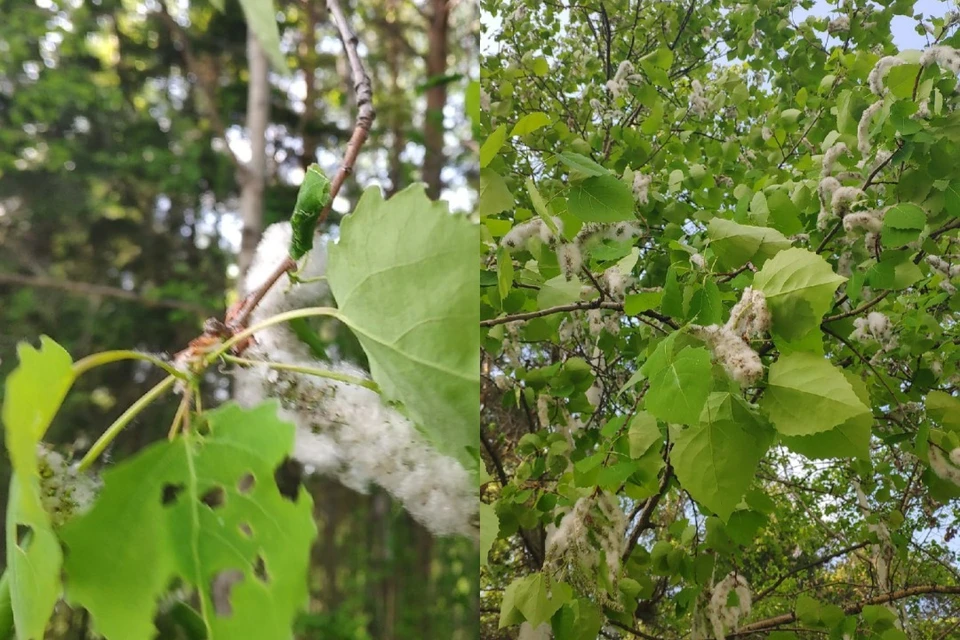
[385,0,405,196]
[237,30,270,279]
[422,0,449,200]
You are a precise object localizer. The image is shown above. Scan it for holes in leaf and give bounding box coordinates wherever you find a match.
[238,522,253,538]
[15,524,32,549]
[253,554,269,583]
[161,483,185,506]
[200,485,226,510]
[273,457,303,502]
[210,570,244,617]
[237,472,255,494]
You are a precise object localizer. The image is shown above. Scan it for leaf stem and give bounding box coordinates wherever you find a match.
[78,375,177,471]
[73,350,184,380]
[223,354,380,392]
[208,306,341,361]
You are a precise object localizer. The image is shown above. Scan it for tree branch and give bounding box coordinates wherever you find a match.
[0,272,213,315]
[481,300,678,330]
[822,291,890,323]
[622,464,673,562]
[733,584,960,636]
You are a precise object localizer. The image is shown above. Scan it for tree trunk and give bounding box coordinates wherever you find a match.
[422,0,449,201]
[386,0,405,197]
[237,30,270,278]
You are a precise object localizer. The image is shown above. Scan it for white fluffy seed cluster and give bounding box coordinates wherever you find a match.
[927,255,960,278]
[920,45,960,74]
[708,572,752,640]
[850,311,898,351]
[603,265,627,300]
[817,177,841,230]
[606,61,640,99]
[543,494,626,604]
[858,100,883,156]
[868,56,904,96]
[558,242,583,280]
[690,79,710,118]
[843,208,884,235]
[832,186,864,216]
[633,171,653,205]
[931,446,960,486]
[827,15,850,34]
[518,622,553,640]
[821,142,850,177]
[501,217,564,252]
[693,288,770,387]
[37,445,101,528]
[235,223,478,538]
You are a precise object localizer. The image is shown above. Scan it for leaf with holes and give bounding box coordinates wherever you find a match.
[60,402,316,640]
[2,337,74,640]
[327,184,480,472]
[670,393,773,521]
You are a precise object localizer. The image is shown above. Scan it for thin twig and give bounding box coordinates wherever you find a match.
[481,300,679,330]
[823,291,890,323]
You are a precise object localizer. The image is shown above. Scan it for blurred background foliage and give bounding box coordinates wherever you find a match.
[0,0,478,637]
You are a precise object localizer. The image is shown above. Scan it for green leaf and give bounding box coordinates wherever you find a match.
[661,266,684,317]
[538,275,580,308]
[497,247,513,299]
[753,248,845,346]
[641,100,663,135]
[532,57,549,77]
[511,112,552,136]
[761,353,870,436]
[526,178,556,232]
[644,345,713,425]
[567,175,635,222]
[927,391,960,431]
[881,203,926,247]
[670,393,771,521]
[556,151,609,177]
[780,371,872,459]
[288,164,332,259]
[689,280,722,325]
[767,189,803,235]
[628,411,661,458]
[480,125,507,168]
[237,0,286,73]
[886,63,921,99]
[480,502,499,567]
[624,291,663,315]
[554,599,603,640]
[465,80,480,129]
[2,337,74,640]
[707,218,791,269]
[61,402,316,640]
[479,169,514,218]
[327,185,480,469]
[500,573,572,628]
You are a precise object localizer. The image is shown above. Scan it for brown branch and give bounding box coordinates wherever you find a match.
[754,541,870,603]
[607,620,664,640]
[732,584,960,636]
[227,0,376,334]
[0,272,213,315]
[481,300,678,330]
[822,291,890,323]
[621,464,673,563]
[821,324,906,421]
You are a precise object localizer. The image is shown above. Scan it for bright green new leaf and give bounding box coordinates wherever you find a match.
[753,248,845,345]
[644,346,713,426]
[886,63,921,99]
[327,185,480,470]
[881,203,926,247]
[288,164,332,259]
[628,411,661,458]
[237,0,287,73]
[780,372,872,459]
[481,125,507,168]
[689,280,722,325]
[927,391,960,431]
[499,573,573,628]
[641,100,664,135]
[532,57,549,76]
[556,151,609,177]
[538,275,581,308]
[3,337,74,640]
[707,218,791,269]
[670,393,772,521]
[479,168,514,218]
[526,178,557,233]
[60,402,316,640]
[465,80,480,129]
[497,247,513,299]
[761,353,870,436]
[624,291,663,315]
[511,112,552,136]
[567,175,635,222]
[480,502,499,567]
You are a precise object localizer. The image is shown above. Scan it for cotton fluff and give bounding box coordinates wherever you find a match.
[586,383,602,407]
[606,61,635,99]
[235,223,478,538]
[850,311,897,351]
[543,494,626,604]
[690,80,710,118]
[518,622,553,640]
[920,45,960,74]
[858,100,883,156]
[539,217,564,246]
[708,572,752,640]
[843,209,884,235]
[537,394,551,427]
[692,288,769,387]
[868,56,904,96]
[821,142,850,177]
[633,172,652,205]
[690,253,708,271]
[502,219,544,252]
[37,445,101,528]
[831,186,864,216]
[587,309,605,336]
[827,16,850,34]
[926,255,960,278]
[817,177,841,230]
[602,265,627,300]
[557,242,582,280]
